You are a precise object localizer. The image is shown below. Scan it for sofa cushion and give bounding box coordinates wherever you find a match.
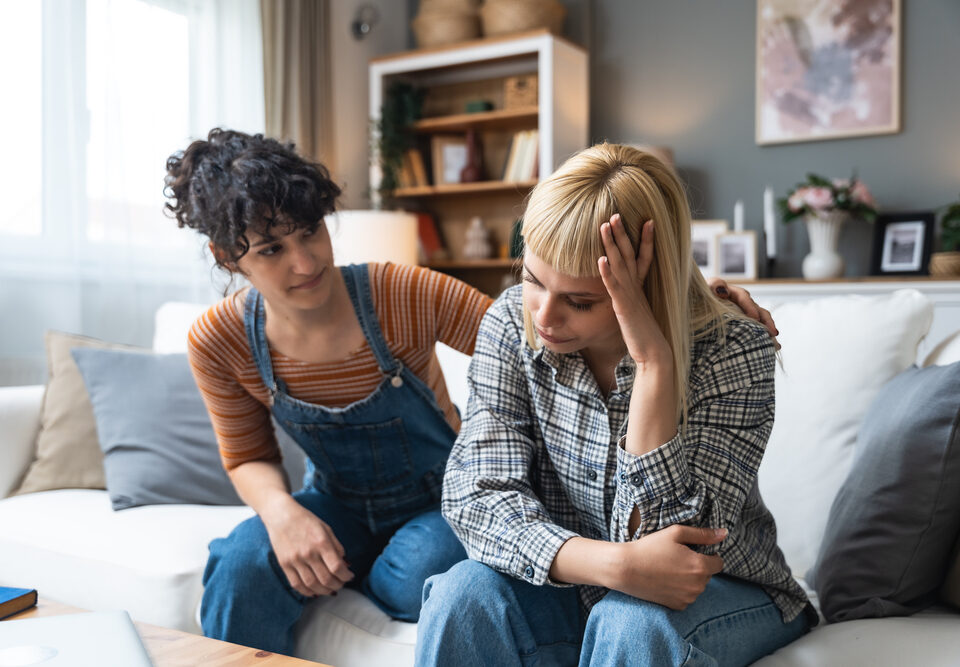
[757,289,933,576]
[751,607,960,667]
[0,489,253,632]
[71,348,244,510]
[809,362,960,621]
[294,589,417,666]
[13,332,143,496]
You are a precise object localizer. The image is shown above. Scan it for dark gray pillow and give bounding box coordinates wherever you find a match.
[808,362,960,622]
[72,348,305,510]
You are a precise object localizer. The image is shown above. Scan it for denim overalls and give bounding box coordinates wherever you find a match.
[201,264,466,655]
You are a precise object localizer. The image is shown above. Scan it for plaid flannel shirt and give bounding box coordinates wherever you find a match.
[442,286,811,623]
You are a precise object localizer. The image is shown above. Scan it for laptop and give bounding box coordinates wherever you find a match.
[0,610,153,666]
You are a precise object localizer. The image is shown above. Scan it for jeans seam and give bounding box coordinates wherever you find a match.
[518,639,582,657]
[681,600,778,642]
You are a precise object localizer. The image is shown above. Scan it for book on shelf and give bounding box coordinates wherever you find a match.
[519,129,538,181]
[0,586,38,620]
[406,149,429,187]
[416,212,447,263]
[500,133,517,181]
[501,129,539,182]
[397,156,414,189]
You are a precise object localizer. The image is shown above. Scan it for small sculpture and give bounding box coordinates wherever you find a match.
[462,216,492,259]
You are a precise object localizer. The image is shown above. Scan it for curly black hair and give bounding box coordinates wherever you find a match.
[164,128,341,267]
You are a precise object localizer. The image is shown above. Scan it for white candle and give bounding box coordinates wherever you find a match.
[733,200,744,232]
[763,186,777,259]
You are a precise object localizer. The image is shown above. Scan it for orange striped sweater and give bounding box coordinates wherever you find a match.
[187,263,493,470]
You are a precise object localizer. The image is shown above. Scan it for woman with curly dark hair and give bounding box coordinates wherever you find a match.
[165,129,776,658]
[164,128,492,656]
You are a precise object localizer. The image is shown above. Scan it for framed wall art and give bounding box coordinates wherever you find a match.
[870,212,934,276]
[717,231,759,281]
[431,135,468,186]
[690,220,729,279]
[756,0,901,145]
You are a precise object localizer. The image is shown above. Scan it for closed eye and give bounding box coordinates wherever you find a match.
[567,300,594,311]
[524,272,596,311]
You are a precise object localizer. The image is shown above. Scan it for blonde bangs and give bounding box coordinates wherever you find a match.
[522,178,608,277]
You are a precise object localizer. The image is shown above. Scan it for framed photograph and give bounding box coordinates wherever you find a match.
[431,135,468,186]
[690,220,729,279]
[870,212,934,276]
[717,231,759,281]
[756,0,901,145]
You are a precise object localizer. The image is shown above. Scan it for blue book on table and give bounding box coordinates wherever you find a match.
[0,587,37,621]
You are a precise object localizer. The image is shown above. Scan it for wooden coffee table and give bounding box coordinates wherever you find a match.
[8,598,331,666]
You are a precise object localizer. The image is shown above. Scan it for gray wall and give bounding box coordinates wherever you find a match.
[586,0,960,277]
[328,0,412,209]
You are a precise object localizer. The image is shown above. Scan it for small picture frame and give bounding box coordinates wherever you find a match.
[870,211,934,276]
[431,135,468,186]
[690,220,729,279]
[717,231,759,281]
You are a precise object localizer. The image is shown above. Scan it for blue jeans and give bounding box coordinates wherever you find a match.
[415,560,809,666]
[201,484,465,656]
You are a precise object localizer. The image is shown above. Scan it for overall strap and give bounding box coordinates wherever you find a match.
[243,287,280,395]
[341,264,400,375]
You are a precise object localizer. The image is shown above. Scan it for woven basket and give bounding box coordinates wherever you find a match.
[412,9,480,48]
[419,0,480,11]
[480,0,566,37]
[930,251,960,277]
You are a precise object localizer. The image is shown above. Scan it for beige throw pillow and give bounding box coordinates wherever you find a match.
[13,331,143,495]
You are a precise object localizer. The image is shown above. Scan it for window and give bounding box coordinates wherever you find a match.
[85,0,192,246]
[0,0,264,386]
[0,2,42,237]
[0,0,264,260]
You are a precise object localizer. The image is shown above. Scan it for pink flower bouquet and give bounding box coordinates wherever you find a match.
[778,173,878,224]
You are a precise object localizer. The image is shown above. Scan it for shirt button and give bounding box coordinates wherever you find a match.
[587,469,597,480]
[629,472,643,487]
[619,472,626,481]
[523,565,534,578]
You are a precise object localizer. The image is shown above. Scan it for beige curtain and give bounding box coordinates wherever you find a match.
[260,0,334,167]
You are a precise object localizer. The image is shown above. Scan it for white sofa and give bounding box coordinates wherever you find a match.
[2,289,959,666]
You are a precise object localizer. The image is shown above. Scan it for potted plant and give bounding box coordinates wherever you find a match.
[778,172,877,280]
[371,82,424,204]
[930,196,960,277]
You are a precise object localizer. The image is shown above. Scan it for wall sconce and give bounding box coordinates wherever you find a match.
[352,4,380,40]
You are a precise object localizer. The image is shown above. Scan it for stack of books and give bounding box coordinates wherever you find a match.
[501,129,539,182]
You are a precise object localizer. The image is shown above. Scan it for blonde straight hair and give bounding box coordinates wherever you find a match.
[521,143,743,423]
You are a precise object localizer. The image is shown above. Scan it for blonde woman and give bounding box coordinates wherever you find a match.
[416,144,814,666]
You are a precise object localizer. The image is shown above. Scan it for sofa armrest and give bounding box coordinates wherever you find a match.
[0,385,44,498]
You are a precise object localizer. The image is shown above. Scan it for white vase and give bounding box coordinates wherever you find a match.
[801,211,848,280]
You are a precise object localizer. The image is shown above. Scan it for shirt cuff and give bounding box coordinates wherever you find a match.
[615,432,689,508]
[509,523,578,588]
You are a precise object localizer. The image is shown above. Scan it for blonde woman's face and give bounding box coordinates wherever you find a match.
[522,250,623,357]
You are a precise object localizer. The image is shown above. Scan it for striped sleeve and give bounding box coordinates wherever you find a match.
[186,293,281,471]
[373,263,493,356]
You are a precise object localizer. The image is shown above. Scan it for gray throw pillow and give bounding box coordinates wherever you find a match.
[808,362,960,622]
[72,348,305,510]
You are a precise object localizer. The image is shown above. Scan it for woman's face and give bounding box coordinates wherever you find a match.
[231,221,336,311]
[522,250,623,358]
